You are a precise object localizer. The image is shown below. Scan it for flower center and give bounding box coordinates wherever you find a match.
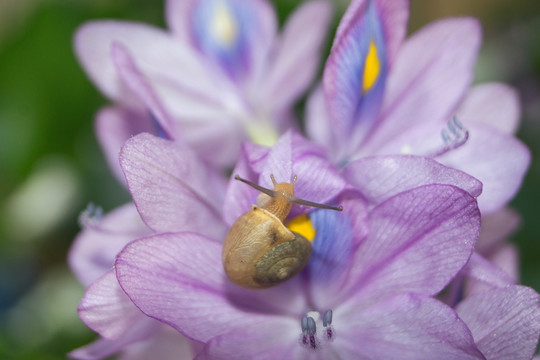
[299,309,334,350]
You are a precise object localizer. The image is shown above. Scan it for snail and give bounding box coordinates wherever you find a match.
[222,174,343,289]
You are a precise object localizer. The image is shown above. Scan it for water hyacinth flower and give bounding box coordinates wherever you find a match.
[75,0,332,171]
[68,204,200,360]
[108,130,493,358]
[306,0,530,214]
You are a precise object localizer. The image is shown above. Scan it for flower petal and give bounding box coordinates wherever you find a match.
[456,285,540,360]
[187,0,277,83]
[74,21,225,108]
[437,122,530,213]
[476,207,520,254]
[223,131,347,223]
[78,271,156,340]
[115,232,306,342]
[68,203,151,286]
[307,190,368,308]
[456,83,520,134]
[95,106,155,183]
[119,133,227,239]
[324,0,389,157]
[195,318,298,360]
[336,294,484,359]
[344,184,480,308]
[262,0,332,112]
[363,18,481,153]
[343,155,482,207]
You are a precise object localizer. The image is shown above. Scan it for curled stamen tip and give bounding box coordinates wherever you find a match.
[441,129,451,144]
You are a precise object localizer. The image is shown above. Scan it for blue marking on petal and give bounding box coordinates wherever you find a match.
[149,112,170,140]
[306,209,354,284]
[190,0,251,80]
[327,0,388,151]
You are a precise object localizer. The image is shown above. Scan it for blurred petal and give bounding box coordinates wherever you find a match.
[78,271,155,340]
[336,294,484,359]
[74,21,225,107]
[118,326,197,360]
[476,207,520,254]
[456,83,520,134]
[344,185,480,308]
[263,1,332,112]
[324,0,389,155]
[456,286,540,360]
[438,122,530,213]
[116,232,306,342]
[69,203,151,286]
[119,133,227,239]
[461,252,515,289]
[95,106,154,183]
[305,85,333,151]
[364,18,481,153]
[188,0,277,83]
[343,155,482,206]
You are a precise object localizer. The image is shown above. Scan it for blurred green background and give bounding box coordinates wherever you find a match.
[0,0,538,358]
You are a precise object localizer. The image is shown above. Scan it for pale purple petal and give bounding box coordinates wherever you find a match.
[305,85,333,151]
[456,83,521,134]
[195,318,299,360]
[110,43,176,137]
[69,316,160,360]
[461,252,515,290]
[94,106,154,183]
[119,133,227,239]
[74,21,234,121]
[78,271,155,340]
[363,18,481,153]
[335,294,485,359]
[110,41,245,167]
[341,184,480,309]
[438,122,530,213]
[116,232,306,343]
[118,326,198,360]
[68,203,151,286]
[343,155,482,206]
[262,0,332,112]
[456,286,540,360]
[476,207,520,255]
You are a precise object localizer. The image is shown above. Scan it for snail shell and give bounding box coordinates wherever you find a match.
[222,174,342,289]
[222,205,312,289]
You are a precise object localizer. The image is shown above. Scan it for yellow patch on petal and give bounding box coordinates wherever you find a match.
[287,214,316,242]
[362,40,380,93]
[211,1,238,46]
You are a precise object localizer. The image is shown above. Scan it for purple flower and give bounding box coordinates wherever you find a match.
[306,0,530,214]
[68,204,200,360]
[74,0,332,171]
[110,131,488,358]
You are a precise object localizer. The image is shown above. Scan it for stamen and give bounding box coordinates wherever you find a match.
[299,315,319,350]
[323,309,333,327]
[323,310,335,342]
[429,116,470,158]
[78,203,103,228]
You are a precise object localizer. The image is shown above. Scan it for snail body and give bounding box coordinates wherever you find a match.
[222,174,342,289]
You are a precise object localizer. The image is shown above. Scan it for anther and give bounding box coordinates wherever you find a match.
[300,315,319,350]
[430,116,470,158]
[323,310,333,327]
